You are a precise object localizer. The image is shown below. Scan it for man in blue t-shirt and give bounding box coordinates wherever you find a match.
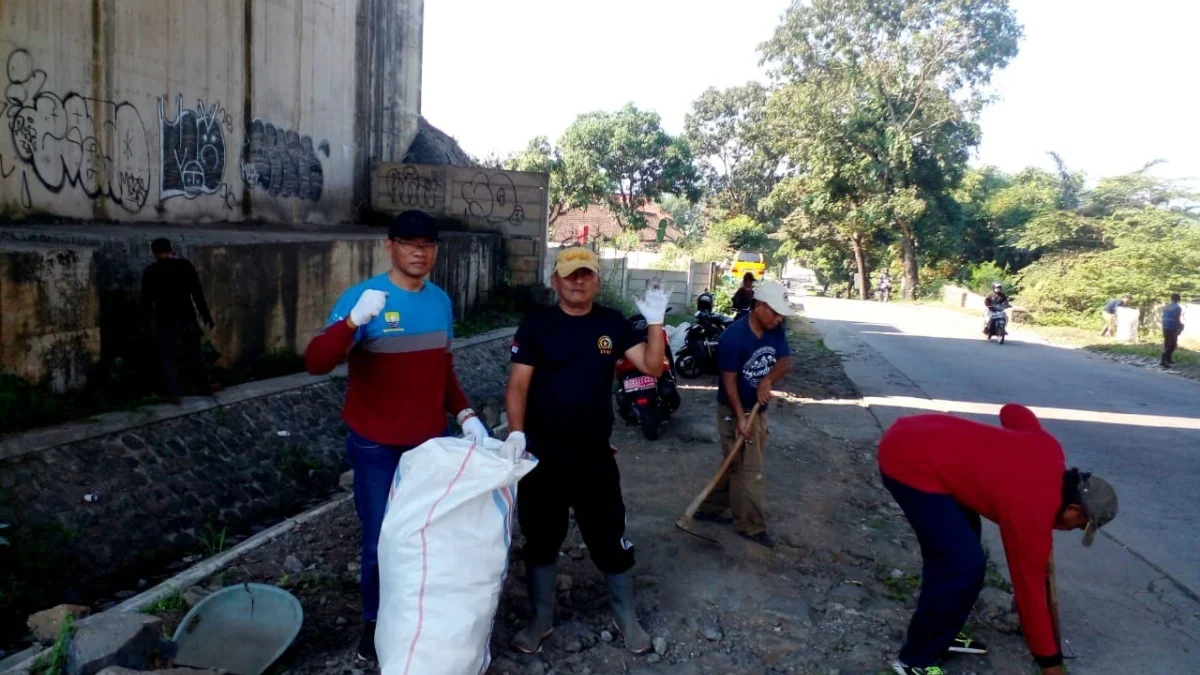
[1161,293,1184,367]
[695,281,794,547]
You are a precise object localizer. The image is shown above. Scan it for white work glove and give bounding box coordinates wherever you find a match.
[634,286,672,326]
[499,431,526,461]
[349,289,388,327]
[460,415,489,445]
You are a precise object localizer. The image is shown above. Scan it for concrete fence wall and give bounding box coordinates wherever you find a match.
[0,0,421,225]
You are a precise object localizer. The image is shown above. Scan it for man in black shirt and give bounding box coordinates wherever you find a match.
[502,246,669,655]
[141,238,217,403]
[731,272,756,315]
[982,282,1009,334]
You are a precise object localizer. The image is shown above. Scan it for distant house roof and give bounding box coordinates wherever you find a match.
[403,117,476,167]
[553,198,682,246]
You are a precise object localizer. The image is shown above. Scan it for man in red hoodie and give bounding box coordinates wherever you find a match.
[878,404,1118,675]
[305,210,490,662]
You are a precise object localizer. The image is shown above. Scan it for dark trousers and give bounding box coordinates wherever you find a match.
[346,430,414,621]
[883,474,985,668]
[517,453,635,575]
[155,318,210,397]
[1162,329,1180,364]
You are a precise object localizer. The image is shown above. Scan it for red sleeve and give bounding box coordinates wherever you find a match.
[999,514,1060,661]
[443,352,471,415]
[305,320,357,375]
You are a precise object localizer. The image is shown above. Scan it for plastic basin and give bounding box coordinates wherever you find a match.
[171,583,304,675]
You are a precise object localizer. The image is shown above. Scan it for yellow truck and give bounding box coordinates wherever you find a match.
[729,250,766,280]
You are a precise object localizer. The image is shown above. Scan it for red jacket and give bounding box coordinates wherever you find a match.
[878,404,1063,661]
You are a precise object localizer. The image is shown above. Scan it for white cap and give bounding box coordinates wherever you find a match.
[753,281,796,317]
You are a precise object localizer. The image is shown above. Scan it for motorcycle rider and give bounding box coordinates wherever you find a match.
[732,273,756,316]
[983,282,1009,335]
[879,271,893,302]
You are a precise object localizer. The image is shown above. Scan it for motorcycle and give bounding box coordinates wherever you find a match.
[615,313,682,440]
[673,293,735,379]
[985,303,1010,344]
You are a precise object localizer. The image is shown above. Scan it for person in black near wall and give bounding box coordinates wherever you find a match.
[500,246,670,655]
[140,238,218,403]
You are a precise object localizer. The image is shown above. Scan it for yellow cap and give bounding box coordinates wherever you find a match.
[555,247,600,277]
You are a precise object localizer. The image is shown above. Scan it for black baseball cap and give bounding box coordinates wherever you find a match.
[388,210,439,241]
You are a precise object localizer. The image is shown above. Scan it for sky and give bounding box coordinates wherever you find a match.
[423,0,1200,184]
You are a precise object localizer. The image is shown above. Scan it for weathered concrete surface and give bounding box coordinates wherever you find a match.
[66,612,174,675]
[803,296,1200,675]
[0,243,100,391]
[0,225,506,383]
[27,604,91,644]
[0,0,421,225]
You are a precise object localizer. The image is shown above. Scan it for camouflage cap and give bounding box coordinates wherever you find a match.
[1079,474,1118,547]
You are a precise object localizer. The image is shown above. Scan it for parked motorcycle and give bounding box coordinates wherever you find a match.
[673,292,735,379]
[985,303,1010,344]
[615,313,681,440]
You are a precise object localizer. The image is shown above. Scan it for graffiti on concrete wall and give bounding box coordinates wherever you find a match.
[158,95,230,200]
[381,165,442,210]
[2,48,152,212]
[241,118,328,202]
[461,170,525,224]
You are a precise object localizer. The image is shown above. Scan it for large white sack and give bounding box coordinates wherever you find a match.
[376,437,537,675]
[666,322,690,357]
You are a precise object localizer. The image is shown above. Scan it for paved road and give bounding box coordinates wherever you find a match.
[801,297,1200,673]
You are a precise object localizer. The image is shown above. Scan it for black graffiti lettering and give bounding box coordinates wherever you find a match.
[382,165,441,210]
[159,95,226,200]
[217,182,238,211]
[4,48,151,212]
[20,171,31,208]
[241,118,324,202]
[461,171,525,224]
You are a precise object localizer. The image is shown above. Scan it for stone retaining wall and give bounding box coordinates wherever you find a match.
[0,327,515,638]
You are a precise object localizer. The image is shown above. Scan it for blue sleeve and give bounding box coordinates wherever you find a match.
[327,286,365,344]
[444,292,456,340]
[716,327,742,373]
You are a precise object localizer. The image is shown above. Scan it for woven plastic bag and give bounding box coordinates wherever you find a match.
[376,437,536,675]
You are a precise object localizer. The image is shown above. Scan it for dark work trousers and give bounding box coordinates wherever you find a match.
[346,430,415,622]
[155,318,210,397]
[517,451,635,575]
[883,473,985,668]
[1162,329,1180,365]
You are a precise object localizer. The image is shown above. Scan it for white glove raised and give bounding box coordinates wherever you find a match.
[499,431,526,461]
[349,289,388,327]
[634,285,672,325]
[460,415,489,445]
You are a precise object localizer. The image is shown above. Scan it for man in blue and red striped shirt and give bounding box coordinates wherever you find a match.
[305,210,489,662]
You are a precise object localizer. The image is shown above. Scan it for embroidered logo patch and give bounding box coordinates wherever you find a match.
[597,336,613,355]
[384,311,402,331]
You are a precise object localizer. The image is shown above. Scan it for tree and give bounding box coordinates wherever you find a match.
[557,104,702,236]
[506,136,599,229]
[710,215,769,252]
[657,194,708,243]
[685,83,784,220]
[761,0,1023,299]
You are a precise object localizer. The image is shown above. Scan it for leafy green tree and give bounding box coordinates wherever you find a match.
[506,136,600,229]
[558,104,702,235]
[709,215,769,252]
[685,83,783,220]
[657,194,709,244]
[761,0,1023,299]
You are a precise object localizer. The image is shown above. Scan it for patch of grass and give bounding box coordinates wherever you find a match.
[211,348,306,388]
[200,523,227,557]
[145,590,188,615]
[30,614,73,675]
[984,565,1013,593]
[1086,342,1200,365]
[275,442,320,479]
[884,573,921,601]
[0,369,161,436]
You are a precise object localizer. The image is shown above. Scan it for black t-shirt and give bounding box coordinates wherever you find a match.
[141,257,213,325]
[511,304,642,456]
[732,287,755,311]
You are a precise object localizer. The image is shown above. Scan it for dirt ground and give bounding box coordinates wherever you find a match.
[152,318,1039,675]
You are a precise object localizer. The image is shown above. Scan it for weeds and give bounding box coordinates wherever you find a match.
[30,614,73,675]
[145,590,188,615]
[200,523,227,557]
[884,573,921,601]
[985,565,1013,593]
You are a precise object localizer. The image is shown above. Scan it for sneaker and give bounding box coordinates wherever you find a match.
[356,621,377,662]
[947,631,988,655]
[693,512,733,525]
[892,663,946,675]
[739,530,777,548]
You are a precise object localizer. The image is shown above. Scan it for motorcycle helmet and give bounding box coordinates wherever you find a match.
[696,292,714,312]
[992,281,1003,291]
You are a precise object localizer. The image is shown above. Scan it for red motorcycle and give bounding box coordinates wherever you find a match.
[614,315,682,440]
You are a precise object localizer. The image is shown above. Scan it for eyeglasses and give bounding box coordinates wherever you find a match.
[390,238,437,252]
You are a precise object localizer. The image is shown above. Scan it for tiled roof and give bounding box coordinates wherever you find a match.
[553,198,682,246]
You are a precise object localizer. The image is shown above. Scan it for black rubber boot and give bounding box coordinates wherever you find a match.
[511,564,557,653]
[605,572,653,654]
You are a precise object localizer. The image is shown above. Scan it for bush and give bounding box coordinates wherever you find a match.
[961,261,1014,296]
